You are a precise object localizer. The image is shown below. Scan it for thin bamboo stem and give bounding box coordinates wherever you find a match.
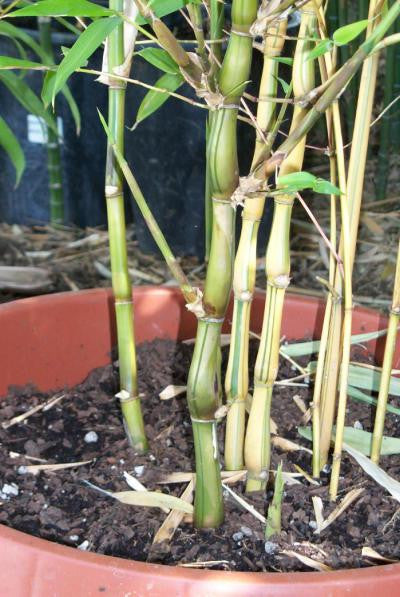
[370,239,400,463]
[187,0,258,528]
[329,0,382,498]
[224,17,287,472]
[105,0,147,453]
[38,16,64,224]
[244,4,318,492]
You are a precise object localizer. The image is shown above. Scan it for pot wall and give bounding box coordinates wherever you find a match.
[0,287,399,596]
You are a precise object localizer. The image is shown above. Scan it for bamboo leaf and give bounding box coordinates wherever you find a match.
[347,385,400,416]
[344,444,400,502]
[112,490,194,513]
[278,171,316,189]
[281,327,390,357]
[61,84,81,135]
[0,56,48,70]
[0,71,57,133]
[308,39,333,61]
[47,16,121,105]
[275,75,290,95]
[0,116,25,186]
[136,72,184,124]
[271,56,294,65]
[136,0,195,23]
[347,363,400,396]
[333,20,369,46]
[265,462,284,539]
[8,0,113,18]
[299,425,400,456]
[313,178,342,195]
[136,48,180,74]
[0,21,48,62]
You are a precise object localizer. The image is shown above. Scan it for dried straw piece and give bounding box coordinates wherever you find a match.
[153,479,194,544]
[281,550,332,572]
[313,488,364,534]
[159,385,187,400]
[2,394,65,429]
[272,436,312,454]
[361,546,398,563]
[20,459,93,475]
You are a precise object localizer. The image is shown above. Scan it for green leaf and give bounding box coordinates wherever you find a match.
[0,70,57,133]
[275,76,290,95]
[113,490,194,513]
[8,0,112,18]
[307,39,333,61]
[136,0,193,23]
[313,178,342,195]
[62,84,81,135]
[0,116,25,186]
[136,48,180,74]
[348,385,400,416]
[0,56,48,70]
[281,327,391,358]
[298,425,400,456]
[136,72,184,124]
[0,21,48,62]
[347,363,400,396]
[271,56,294,66]
[47,16,121,105]
[277,171,316,191]
[333,19,369,46]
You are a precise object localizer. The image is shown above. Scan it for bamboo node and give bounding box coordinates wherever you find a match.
[105,185,121,198]
[185,287,206,319]
[231,175,265,208]
[390,307,400,316]
[267,274,290,289]
[200,316,225,324]
[254,380,273,390]
[190,417,217,424]
[115,390,140,403]
[247,470,268,481]
[235,290,253,302]
[214,405,229,420]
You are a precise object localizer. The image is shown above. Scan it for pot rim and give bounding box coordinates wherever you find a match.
[1,286,399,596]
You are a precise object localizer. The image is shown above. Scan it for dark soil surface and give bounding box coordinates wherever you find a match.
[1,339,400,573]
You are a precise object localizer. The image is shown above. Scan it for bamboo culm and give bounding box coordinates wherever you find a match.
[370,239,400,463]
[186,0,258,528]
[38,16,64,224]
[224,17,287,472]
[244,5,317,493]
[105,0,147,453]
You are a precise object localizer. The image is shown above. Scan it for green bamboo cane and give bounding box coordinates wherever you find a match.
[370,239,400,463]
[329,0,383,498]
[392,16,400,151]
[244,4,318,493]
[224,16,287,472]
[257,0,400,179]
[186,0,258,528]
[105,0,147,453]
[38,16,64,224]
[338,0,355,136]
[205,0,224,260]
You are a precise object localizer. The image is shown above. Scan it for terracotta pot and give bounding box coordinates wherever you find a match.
[1,286,399,596]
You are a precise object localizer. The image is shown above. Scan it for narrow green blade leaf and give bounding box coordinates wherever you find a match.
[0,21,48,62]
[277,171,316,191]
[136,0,193,23]
[333,19,369,46]
[0,116,25,186]
[313,178,342,195]
[307,39,333,61]
[0,56,48,70]
[348,364,400,396]
[299,425,400,456]
[281,327,390,357]
[348,385,400,416]
[61,84,81,135]
[0,70,57,133]
[136,72,184,124]
[49,16,121,105]
[8,0,112,18]
[136,48,180,74]
[271,56,294,65]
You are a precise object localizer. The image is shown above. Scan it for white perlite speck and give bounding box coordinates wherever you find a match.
[1,483,19,498]
[84,431,98,444]
[77,540,90,551]
[134,465,144,477]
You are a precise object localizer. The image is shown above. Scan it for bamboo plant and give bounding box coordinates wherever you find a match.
[4,0,400,539]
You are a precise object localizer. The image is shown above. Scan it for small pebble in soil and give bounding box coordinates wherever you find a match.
[1,483,19,498]
[77,540,90,551]
[17,465,27,475]
[264,541,278,555]
[354,420,363,430]
[240,526,253,538]
[84,431,98,444]
[309,520,318,530]
[232,532,244,542]
[134,465,144,476]
[69,535,79,542]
